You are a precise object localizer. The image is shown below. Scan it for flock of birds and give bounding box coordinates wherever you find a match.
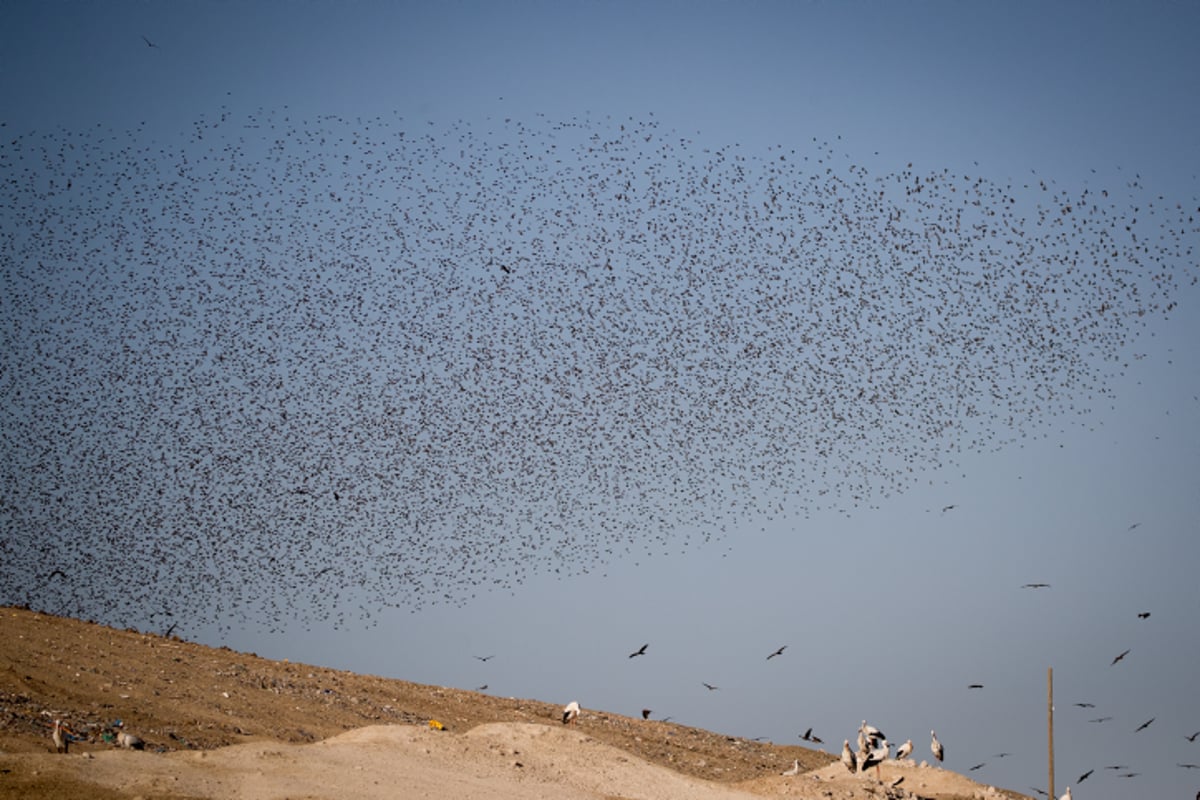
[2,107,1195,635]
[1,106,1197,798]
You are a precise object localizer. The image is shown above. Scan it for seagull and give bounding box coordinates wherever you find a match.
[895,739,913,760]
[52,719,68,754]
[1078,768,1093,782]
[561,700,580,725]
[766,645,787,660]
[701,682,719,690]
[782,758,801,776]
[629,643,648,658]
[1135,717,1155,732]
[931,729,944,762]
[841,740,857,774]
[1111,648,1131,665]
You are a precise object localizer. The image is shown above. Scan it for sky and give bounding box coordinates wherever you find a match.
[2,2,1199,799]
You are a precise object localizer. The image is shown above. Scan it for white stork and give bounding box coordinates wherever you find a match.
[895,738,913,760]
[931,729,944,762]
[841,739,858,773]
[52,719,68,754]
[561,700,580,725]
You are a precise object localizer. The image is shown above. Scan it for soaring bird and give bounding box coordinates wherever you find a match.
[896,739,913,760]
[1077,768,1093,782]
[931,730,944,762]
[1137,611,1151,619]
[52,719,68,754]
[140,35,158,48]
[1186,730,1200,742]
[801,726,812,740]
[474,654,495,662]
[629,643,648,658]
[1111,648,1131,665]
[1074,702,1095,708]
[1135,717,1155,732]
[841,740,857,774]
[1022,583,1051,589]
[968,683,984,689]
[641,708,652,720]
[701,682,719,691]
[969,762,986,771]
[766,645,787,660]
[562,700,580,725]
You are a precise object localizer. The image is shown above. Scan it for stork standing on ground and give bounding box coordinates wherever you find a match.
[52,719,68,754]
[562,700,580,725]
[931,730,944,762]
[841,740,857,774]
[895,738,913,760]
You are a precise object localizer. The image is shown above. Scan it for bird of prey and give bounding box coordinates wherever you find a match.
[1111,648,1131,665]
[641,708,651,720]
[1135,717,1155,732]
[1186,730,1200,742]
[931,729,944,762]
[1137,611,1151,619]
[140,35,159,48]
[968,683,984,689]
[474,654,495,662]
[701,682,719,691]
[1022,582,1051,589]
[1077,768,1093,782]
[629,643,648,658]
[941,504,957,514]
[766,645,787,660]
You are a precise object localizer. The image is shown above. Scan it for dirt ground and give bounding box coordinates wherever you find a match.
[0,606,1030,800]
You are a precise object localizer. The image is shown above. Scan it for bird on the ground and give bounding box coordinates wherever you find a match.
[896,739,913,760]
[931,730,944,762]
[1135,717,1155,732]
[1077,768,1093,782]
[116,727,144,750]
[562,700,580,725]
[860,739,889,778]
[1111,648,1131,665]
[52,719,68,754]
[841,740,857,774]
[629,643,648,658]
[860,720,885,741]
[782,759,800,776]
[1059,787,1072,800]
[766,645,787,660]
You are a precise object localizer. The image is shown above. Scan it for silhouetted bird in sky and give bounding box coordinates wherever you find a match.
[1112,648,1131,665]
[628,643,648,658]
[766,645,787,660]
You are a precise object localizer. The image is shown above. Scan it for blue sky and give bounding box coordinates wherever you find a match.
[3,2,1199,799]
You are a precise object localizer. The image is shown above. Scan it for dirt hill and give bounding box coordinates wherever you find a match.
[0,606,1030,800]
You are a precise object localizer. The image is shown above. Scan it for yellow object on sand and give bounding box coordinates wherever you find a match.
[428,720,444,730]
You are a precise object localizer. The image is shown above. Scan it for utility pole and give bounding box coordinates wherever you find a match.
[1048,666,1055,800]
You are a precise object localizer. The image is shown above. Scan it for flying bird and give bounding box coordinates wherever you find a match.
[766,645,787,660]
[1178,763,1200,769]
[641,708,652,720]
[561,701,580,725]
[701,682,719,691]
[968,683,984,689]
[1186,730,1200,742]
[1137,611,1150,619]
[628,643,648,658]
[1135,717,1155,732]
[474,654,495,662]
[1111,648,1131,665]
[1089,717,1113,723]
[969,762,986,771]
[1077,768,1093,782]
[140,35,158,48]
[931,729,944,762]
[1022,583,1051,589]
[1074,702,1095,708]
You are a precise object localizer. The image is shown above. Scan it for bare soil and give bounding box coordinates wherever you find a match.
[0,606,1030,800]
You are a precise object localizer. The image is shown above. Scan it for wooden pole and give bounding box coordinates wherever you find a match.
[1048,666,1055,800]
